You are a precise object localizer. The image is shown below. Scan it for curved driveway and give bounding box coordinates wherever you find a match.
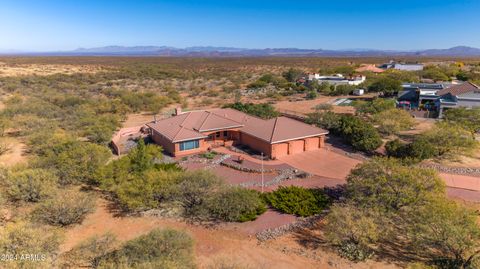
[278,148,361,180]
[278,148,480,202]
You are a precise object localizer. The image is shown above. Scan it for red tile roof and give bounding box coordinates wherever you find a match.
[147,108,328,144]
[437,82,479,96]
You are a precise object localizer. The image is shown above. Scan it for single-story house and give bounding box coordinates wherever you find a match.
[379,60,424,71]
[436,82,480,117]
[397,83,453,108]
[306,73,366,86]
[146,108,328,159]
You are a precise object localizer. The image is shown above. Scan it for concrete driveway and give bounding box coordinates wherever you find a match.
[278,148,361,180]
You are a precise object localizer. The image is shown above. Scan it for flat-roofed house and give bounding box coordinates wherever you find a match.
[379,60,424,71]
[307,73,366,86]
[147,108,328,159]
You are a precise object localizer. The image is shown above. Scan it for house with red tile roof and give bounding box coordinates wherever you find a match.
[146,108,328,159]
[435,82,480,117]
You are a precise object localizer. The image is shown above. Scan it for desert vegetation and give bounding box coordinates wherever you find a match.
[324,158,480,268]
[0,56,480,268]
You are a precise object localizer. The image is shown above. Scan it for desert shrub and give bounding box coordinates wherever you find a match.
[200,151,217,159]
[60,233,117,268]
[367,77,402,96]
[153,162,184,172]
[6,168,57,203]
[385,139,408,158]
[325,205,381,262]
[97,228,195,269]
[0,140,10,155]
[33,190,95,226]
[347,158,445,211]
[264,186,330,217]
[114,170,183,211]
[0,221,62,268]
[336,115,382,152]
[421,122,477,157]
[305,111,341,130]
[353,98,396,115]
[305,90,318,99]
[282,68,304,82]
[386,138,437,161]
[329,84,356,96]
[314,103,333,111]
[206,187,266,222]
[390,122,477,161]
[247,80,268,89]
[406,197,480,268]
[373,109,415,135]
[308,113,381,152]
[443,107,480,133]
[421,66,450,82]
[223,102,279,119]
[325,203,380,262]
[177,170,224,218]
[38,140,111,185]
[324,158,467,263]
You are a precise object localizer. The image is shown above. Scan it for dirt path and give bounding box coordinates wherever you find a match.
[0,137,27,167]
[61,198,397,269]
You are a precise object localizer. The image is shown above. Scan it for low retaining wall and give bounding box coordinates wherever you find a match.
[256,211,327,241]
[420,163,480,177]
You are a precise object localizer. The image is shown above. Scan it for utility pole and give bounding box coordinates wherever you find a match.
[261,152,264,193]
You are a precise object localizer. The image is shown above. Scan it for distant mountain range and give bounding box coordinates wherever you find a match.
[3,45,480,57]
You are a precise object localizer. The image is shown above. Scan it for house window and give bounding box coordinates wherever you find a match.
[179,140,200,151]
[215,132,220,138]
[223,131,228,137]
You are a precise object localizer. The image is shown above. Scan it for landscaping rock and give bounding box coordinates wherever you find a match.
[255,213,325,242]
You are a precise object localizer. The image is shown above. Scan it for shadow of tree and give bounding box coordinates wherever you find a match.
[291,216,420,267]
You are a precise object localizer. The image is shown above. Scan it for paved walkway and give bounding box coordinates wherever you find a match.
[278,148,361,180]
[227,209,298,235]
[440,173,480,192]
[447,187,480,202]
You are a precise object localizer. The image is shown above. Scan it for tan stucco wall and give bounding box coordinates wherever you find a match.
[151,130,207,157]
[172,139,209,157]
[151,130,176,155]
[239,132,272,157]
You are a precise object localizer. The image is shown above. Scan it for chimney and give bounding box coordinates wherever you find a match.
[153,115,157,123]
[175,107,182,116]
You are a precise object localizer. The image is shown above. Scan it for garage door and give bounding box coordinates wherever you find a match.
[272,143,289,158]
[288,140,305,155]
[305,137,320,151]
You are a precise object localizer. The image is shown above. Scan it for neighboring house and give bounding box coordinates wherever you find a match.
[146,108,328,159]
[307,73,366,86]
[379,60,424,71]
[355,64,384,73]
[398,83,450,104]
[435,82,480,117]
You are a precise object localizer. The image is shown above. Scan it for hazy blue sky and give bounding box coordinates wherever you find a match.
[1,0,479,51]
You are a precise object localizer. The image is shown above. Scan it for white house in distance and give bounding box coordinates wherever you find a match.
[307,73,366,86]
[379,60,424,71]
